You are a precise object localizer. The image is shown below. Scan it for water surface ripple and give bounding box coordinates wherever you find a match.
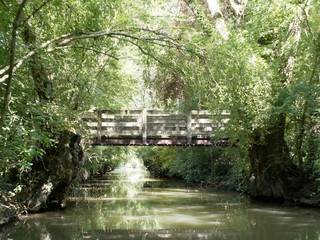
[1,168,320,240]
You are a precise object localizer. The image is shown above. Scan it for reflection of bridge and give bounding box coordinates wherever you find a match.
[84,110,230,146]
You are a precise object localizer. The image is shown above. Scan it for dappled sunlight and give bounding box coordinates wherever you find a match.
[249,208,294,215]
[2,169,320,240]
[160,213,209,226]
[66,167,250,231]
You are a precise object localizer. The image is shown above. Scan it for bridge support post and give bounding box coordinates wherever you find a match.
[187,110,192,144]
[142,109,147,145]
[97,110,102,144]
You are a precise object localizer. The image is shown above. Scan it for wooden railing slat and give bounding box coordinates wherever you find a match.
[101,122,141,127]
[85,110,230,145]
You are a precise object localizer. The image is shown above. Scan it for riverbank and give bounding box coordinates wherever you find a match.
[0,194,24,227]
[1,172,319,228]
[1,171,320,240]
[203,175,320,207]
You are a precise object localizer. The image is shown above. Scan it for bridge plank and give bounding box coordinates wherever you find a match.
[147,131,188,136]
[147,110,185,115]
[101,130,142,135]
[190,110,230,115]
[147,116,186,121]
[101,110,142,114]
[191,119,215,124]
[101,122,141,127]
[147,123,187,128]
[84,109,230,146]
[101,115,141,120]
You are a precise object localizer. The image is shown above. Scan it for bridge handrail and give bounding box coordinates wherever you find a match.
[83,109,230,144]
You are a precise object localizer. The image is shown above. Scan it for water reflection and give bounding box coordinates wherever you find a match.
[1,163,320,240]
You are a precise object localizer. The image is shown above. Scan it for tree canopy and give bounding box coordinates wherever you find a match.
[0,0,319,204]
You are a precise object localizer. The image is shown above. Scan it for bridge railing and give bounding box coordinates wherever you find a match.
[83,110,230,145]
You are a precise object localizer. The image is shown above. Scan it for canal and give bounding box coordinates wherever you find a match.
[1,166,320,239]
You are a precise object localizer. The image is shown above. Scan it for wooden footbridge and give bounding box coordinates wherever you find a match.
[84,110,230,146]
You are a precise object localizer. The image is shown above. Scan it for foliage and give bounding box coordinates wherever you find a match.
[136,146,248,191]
[137,146,176,177]
[0,101,63,183]
[0,0,183,196]
[82,146,131,176]
[169,147,230,183]
[144,0,320,195]
[0,0,319,202]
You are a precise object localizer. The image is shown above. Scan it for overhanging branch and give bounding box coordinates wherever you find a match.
[0,28,191,83]
[0,33,74,82]
[115,37,165,65]
[53,46,119,60]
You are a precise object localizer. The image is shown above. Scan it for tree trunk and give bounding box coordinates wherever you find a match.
[23,26,54,101]
[248,113,299,201]
[0,0,28,132]
[296,107,306,171]
[27,132,84,212]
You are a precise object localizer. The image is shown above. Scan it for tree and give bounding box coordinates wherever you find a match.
[147,0,320,200]
[0,0,28,131]
[0,0,195,204]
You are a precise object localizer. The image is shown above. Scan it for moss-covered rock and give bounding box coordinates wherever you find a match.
[26,132,84,212]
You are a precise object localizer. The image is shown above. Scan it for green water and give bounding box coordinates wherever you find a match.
[1,168,320,240]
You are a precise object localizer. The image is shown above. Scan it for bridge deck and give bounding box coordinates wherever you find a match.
[84,110,230,146]
[91,136,230,146]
